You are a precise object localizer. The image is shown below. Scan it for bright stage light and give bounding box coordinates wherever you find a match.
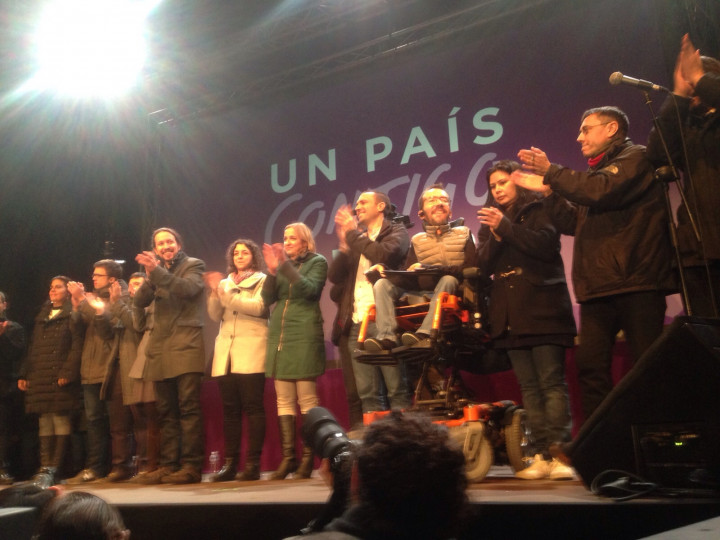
[29,0,159,97]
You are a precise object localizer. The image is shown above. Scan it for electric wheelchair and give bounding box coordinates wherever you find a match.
[354,265,533,482]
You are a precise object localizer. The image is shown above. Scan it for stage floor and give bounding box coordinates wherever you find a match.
[59,465,599,506]
[23,465,718,540]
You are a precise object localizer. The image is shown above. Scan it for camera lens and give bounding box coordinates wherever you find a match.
[302,407,352,460]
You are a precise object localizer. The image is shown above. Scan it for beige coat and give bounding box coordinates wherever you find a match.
[207,272,268,376]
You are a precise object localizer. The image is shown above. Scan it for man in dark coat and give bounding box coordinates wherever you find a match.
[0,290,24,484]
[329,191,411,415]
[514,106,674,423]
[647,34,720,318]
[133,227,206,484]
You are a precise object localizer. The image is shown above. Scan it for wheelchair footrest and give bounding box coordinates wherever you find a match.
[354,344,436,365]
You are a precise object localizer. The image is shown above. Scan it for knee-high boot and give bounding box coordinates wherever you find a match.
[295,415,314,479]
[270,415,297,480]
[237,415,265,481]
[32,436,56,489]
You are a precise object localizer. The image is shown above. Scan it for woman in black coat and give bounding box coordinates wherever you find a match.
[476,160,576,480]
[18,276,83,487]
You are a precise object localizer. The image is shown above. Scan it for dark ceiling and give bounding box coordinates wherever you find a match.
[1,0,719,124]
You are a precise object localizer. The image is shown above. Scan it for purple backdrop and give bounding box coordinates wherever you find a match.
[145,0,685,468]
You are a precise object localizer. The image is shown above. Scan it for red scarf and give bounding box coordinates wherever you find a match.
[587,152,606,168]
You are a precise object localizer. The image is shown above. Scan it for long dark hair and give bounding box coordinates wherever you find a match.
[485,159,541,218]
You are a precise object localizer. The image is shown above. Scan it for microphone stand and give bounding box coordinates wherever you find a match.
[641,90,695,315]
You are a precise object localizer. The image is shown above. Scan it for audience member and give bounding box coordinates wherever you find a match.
[35,491,129,540]
[286,411,468,540]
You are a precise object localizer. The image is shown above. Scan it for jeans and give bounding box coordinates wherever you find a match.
[575,291,667,422]
[373,275,459,340]
[508,345,571,455]
[154,372,204,470]
[349,322,411,413]
[82,383,109,476]
[106,363,133,468]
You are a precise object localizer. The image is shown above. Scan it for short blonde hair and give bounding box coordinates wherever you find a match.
[285,222,316,252]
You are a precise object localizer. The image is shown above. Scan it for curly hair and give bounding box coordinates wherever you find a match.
[224,238,264,274]
[355,411,468,539]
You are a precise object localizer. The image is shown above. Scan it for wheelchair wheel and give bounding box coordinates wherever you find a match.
[504,408,533,472]
[449,422,493,482]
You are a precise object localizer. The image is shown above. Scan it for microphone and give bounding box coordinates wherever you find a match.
[609,72,666,92]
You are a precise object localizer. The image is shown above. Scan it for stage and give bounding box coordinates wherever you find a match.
[4,465,717,540]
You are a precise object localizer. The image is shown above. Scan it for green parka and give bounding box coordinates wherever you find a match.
[262,251,327,379]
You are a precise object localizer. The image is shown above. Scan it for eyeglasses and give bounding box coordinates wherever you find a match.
[578,122,611,136]
[425,195,450,205]
[92,273,108,278]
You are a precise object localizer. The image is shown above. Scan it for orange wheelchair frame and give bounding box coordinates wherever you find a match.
[353,271,532,481]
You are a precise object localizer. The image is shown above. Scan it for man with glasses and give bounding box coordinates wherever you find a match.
[367,184,475,350]
[67,260,131,483]
[513,106,674,424]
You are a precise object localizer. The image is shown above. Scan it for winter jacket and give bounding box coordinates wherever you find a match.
[477,194,576,341]
[327,219,410,342]
[545,138,675,302]
[208,272,268,376]
[133,252,206,381]
[19,301,82,414]
[263,252,327,380]
[73,282,128,396]
[109,296,145,405]
[647,72,720,264]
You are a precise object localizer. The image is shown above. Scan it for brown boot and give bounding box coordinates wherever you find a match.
[295,414,315,479]
[295,446,314,479]
[270,415,297,480]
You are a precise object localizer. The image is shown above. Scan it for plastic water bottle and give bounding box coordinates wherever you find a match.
[209,451,220,474]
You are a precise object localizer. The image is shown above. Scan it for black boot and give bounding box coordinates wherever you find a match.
[31,436,56,489]
[295,415,314,479]
[51,435,69,483]
[0,462,14,485]
[270,415,297,480]
[211,457,238,482]
[237,415,265,481]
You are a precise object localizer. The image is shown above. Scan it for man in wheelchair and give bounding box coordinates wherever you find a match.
[364,183,476,352]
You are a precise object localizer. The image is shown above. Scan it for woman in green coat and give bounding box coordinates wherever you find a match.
[262,222,327,480]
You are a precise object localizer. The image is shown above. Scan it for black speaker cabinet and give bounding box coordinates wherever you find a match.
[568,316,720,491]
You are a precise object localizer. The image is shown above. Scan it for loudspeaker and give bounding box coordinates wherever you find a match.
[568,316,720,491]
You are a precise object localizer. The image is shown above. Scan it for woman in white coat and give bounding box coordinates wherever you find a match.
[204,239,269,481]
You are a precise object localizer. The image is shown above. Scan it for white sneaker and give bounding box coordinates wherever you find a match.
[515,454,550,480]
[547,458,575,480]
